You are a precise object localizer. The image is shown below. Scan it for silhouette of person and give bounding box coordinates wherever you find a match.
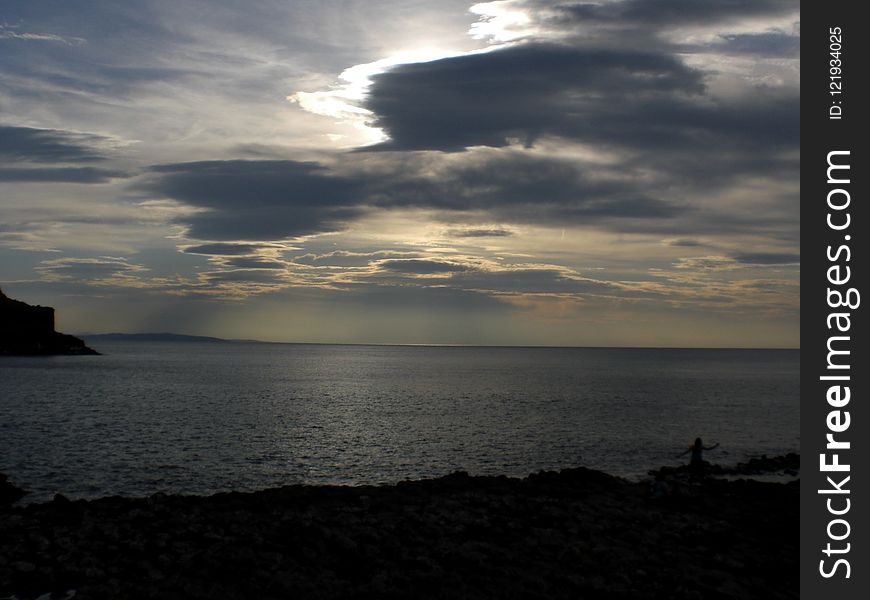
[679,437,719,469]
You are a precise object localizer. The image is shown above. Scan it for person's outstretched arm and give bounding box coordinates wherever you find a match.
[704,442,719,450]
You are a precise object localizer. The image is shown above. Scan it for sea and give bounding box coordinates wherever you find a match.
[0,341,799,503]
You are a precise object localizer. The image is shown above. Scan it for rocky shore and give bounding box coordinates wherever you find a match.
[0,289,98,356]
[0,461,797,600]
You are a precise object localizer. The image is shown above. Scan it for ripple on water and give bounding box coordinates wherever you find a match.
[1,342,799,502]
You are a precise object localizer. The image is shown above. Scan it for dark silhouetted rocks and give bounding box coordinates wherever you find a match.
[650,453,800,482]
[0,473,28,506]
[733,453,800,475]
[0,289,98,356]
[0,462,798,600]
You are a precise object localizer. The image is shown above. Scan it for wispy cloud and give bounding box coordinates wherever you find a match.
[0,24,85,45]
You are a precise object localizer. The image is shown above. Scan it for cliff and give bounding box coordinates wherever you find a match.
[0,289,98,355]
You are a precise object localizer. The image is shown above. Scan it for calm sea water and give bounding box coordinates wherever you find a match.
[1,342,799,502]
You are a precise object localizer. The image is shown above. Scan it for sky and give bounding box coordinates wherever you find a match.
[0,0,800,347]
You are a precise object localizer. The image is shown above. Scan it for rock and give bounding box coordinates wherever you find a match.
[0,473,28,506]
[0,462,798,599]
[12,561,36,573]
[0,288,99,356]
[734,453,800,474]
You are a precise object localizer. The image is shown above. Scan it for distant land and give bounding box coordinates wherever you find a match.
[81,332,238,344]
[78,333,800,350]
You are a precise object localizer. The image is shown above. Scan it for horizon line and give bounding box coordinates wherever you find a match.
[79,332,800,351]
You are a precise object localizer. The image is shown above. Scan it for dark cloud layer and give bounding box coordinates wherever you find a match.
[136,0,797,255]
[666,239,704,248]
[5,1,798,251]
[143,138,798,243]
[358,0,799,210]
[0,125,126,183]
[144,153,681,241]
[364,42,796,154]
[0,166,125,183]
[404,154,678,219]
[0,125,107,163]
[711,32,800,57]
[448,228,513,238]
[732,252,800,265]
[183,243,278,256]
[378,259,471,274]
[144,161,364,240]
[544,0,797,28]
[366,44,705,151]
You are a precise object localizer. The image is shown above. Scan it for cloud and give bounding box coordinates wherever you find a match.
[671,251,800,273]
[397,151,680,220]
[346,254,624,297]
[30,253,293,299]
[183,243,281,256]
[8,0,798,250]
[365,43,706,151]
[536,0,798,29]
[710,31,800,57]
[664,238,704,247]
[450,265,627,296]
[472,0,799,45]
[377,258,472,274]
[354,37,799,251]
[673,256,740,271]
[141,160,365,240]
[0,125,108,163]
[142,151,688,242]
[0,25,85,45]
[0,0,799,346]
[448,228,514,238]
[293,250,418,268]
[364,40,797,153]
[0,3,193,99]
[223,257,288,270]
[0,166,126,183]
[336,0,800,249]
[199,269,288,284]
[732,252,800,265]
[128,0,798,321]
[36,256,148,281]
[141,139,799,247]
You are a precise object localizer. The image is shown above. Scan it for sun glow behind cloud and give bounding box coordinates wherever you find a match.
[289,48,487,146]
[287,1,526,146]
[469,1,537,42]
